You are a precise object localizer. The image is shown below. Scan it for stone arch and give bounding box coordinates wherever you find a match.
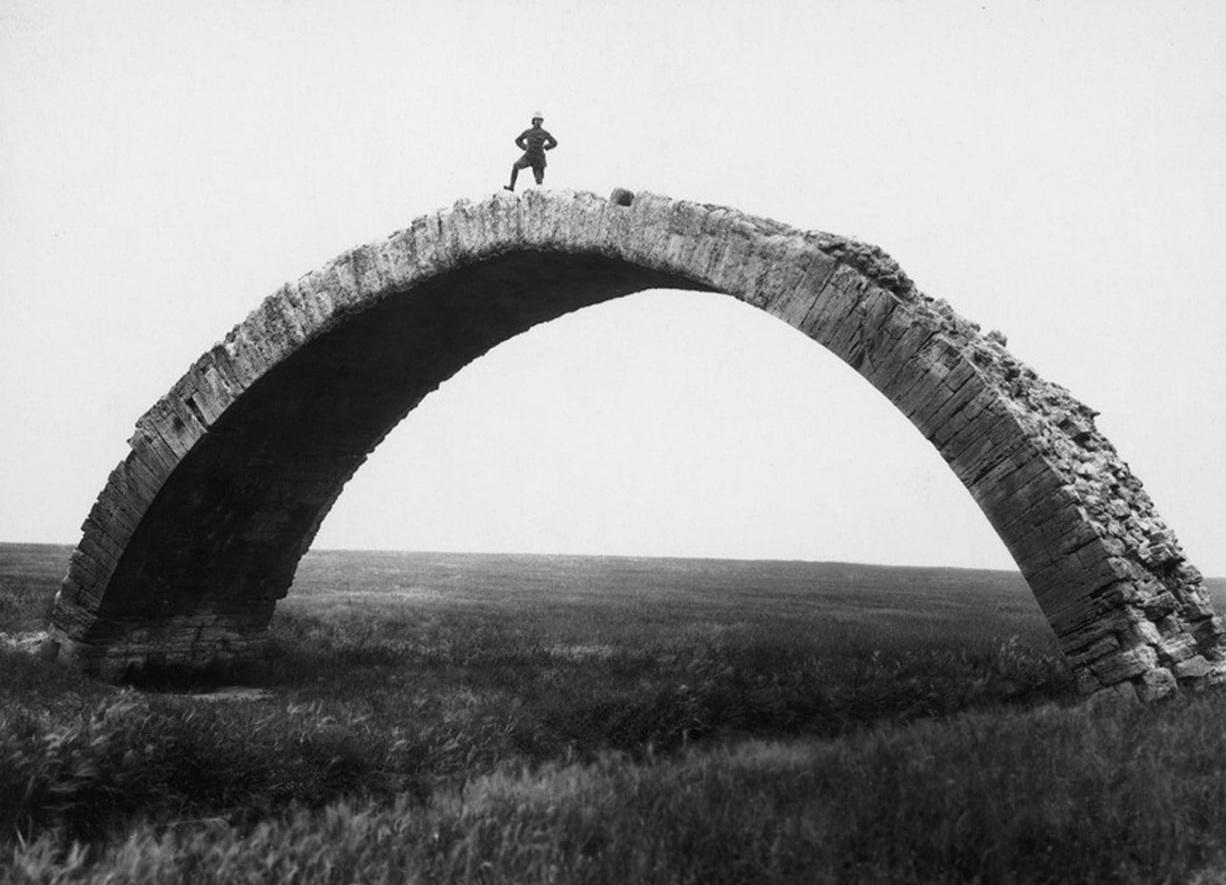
[46,190,1225,700]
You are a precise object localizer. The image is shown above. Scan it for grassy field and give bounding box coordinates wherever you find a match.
[5,543,1226,883]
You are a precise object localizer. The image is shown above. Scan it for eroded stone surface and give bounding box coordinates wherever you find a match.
[45,190,1226,697]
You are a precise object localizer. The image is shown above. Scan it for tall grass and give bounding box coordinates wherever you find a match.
[11,697,1226,883]
[1,610,1071,847]
[6,547,1226,883]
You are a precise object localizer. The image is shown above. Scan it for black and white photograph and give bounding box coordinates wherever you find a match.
[2,1,1225,881]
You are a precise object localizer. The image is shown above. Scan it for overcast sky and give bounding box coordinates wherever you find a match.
[1,0,1223,574]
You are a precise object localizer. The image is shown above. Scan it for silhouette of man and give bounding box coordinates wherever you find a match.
[504,112,557,191]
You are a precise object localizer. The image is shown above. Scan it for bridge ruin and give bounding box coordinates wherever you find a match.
[45,189,1226,702]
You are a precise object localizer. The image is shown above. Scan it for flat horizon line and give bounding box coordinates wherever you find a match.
[0,539,1025,574]
[6,540,1225,585]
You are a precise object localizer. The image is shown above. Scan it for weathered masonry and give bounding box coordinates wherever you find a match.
[46,189,1226,701]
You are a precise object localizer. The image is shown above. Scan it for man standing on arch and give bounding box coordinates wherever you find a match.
[504,112,557,192]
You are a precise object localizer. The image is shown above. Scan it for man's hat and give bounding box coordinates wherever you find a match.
[532,111,544,120]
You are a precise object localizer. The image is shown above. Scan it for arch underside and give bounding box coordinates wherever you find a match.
[47,190,1226,700]
[56,253,704,665]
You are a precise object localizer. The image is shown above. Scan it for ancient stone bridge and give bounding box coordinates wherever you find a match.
[46,189,1225,701]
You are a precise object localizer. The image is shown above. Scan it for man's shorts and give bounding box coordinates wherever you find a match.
[513,153,546,176]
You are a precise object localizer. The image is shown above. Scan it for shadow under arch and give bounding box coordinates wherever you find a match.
[47,189,1225,701]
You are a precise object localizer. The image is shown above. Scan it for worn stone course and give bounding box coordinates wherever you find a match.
[45,189,1226,698]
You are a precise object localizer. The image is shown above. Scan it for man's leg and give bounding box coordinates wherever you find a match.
[506,156,533,191]
[533,160,545,186]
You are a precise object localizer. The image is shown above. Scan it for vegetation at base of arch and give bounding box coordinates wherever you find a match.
[5,544,1226,883]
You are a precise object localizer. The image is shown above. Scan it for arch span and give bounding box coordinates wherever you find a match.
[47,189,1225,700]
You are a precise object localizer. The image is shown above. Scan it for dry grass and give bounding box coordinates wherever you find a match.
[4,545,1226,883]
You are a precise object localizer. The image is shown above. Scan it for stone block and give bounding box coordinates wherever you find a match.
[444,199,494,261]
[218,323,269,391]
[885,338,948,396]
[654,230,685,269]
[268,286,310,345]
[679,234,719,282]
[942,358,979,394]
[620,192,673,254]
[1140,592,1178,620]
[127,430,178,482]
[1034,557,1133,626]
[1004,538,1071,593]
[1156,633,1198,664]
[107,458,161,519]
[664,199,710,236]
[592,194,633,250]
[942,411,1020,476]
[767,271,821,329]
[931,386,1000,449]
[859,284,902,334]
[66,548,107,595]
[1001,499,1089,566]
[1042,590,1107,637]
[1192,616,1226,646]
[1066,634,1120,668]
[1136,667,1176,702]
[131,402,188,461]
[280,276,329,333]
[1180,592,1217,621]
[767,249,840,329]
[1051,601,1136,648]
[799,265,867,343]
[48,598,100,635]
[857,325,923,393]
[822,287,883,363]
[896,365,956,424]
[1090,581,1143,611]
[1174,656,1214,680]
[204,344,251,398]
[294,267,342,327]
[87,483,140,541]
[403,212,446,277]
[557,191,606,251]
[1091,644,1158,685]
[1122,618,1163,647]
[866,322,936,395]
[55,575,85,607]
[178,363,232,428]
[702,235,760,296]
[970,450,1051,515]
[80,517,124,562]
[913,372,986,442]
[254,294,306,356]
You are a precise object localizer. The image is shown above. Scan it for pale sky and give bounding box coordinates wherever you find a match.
[1,1,1223,573]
